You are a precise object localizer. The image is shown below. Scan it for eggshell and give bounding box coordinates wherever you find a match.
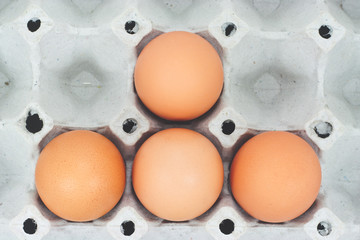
[132,128,224,221]
[35,130,126,222]
[230,131,321,223]
[134,31,223,121]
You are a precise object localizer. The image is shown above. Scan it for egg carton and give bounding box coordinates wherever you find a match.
[0,0,359,239]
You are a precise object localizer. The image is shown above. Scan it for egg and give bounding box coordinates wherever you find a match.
[134,31,223,121]
[35,130,126,222]
[132,128,223,221]
[230,131,321,223]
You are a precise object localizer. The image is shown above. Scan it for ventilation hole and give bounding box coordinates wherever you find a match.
[222,120,235,135]
[219,219,234,235]
[314,121,332,139]
[125,20,139,34]
[121,220,135,236]
[317,221,332,236]
[221,22,237,37]
[23,218,37,235]
[27,18,41,32]
[318,25,332,39]
[26,113,43,134]
[122,118,138,134]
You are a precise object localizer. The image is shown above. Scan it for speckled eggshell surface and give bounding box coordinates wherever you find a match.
[35,130,126,222]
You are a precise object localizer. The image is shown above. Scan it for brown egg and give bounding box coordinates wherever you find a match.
[134,31,223,121]
[35,130,126,222]
[230,131,321,223]
[132,128,224,221]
